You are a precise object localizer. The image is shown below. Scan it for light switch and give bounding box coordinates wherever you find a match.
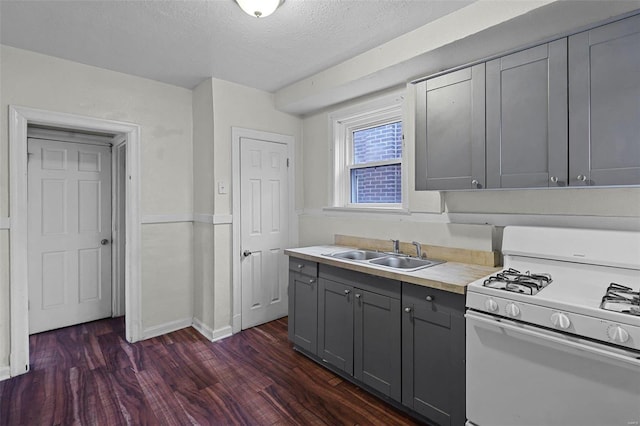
[218,181,228,194]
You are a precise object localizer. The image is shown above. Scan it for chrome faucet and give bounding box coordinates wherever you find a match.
[390,239,400,254]
[412,241,423,259]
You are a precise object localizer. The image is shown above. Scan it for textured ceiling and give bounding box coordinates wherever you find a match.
[0,0,474,92]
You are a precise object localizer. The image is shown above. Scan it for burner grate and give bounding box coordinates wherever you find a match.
[483,268,552,295]
[600,283,640,316]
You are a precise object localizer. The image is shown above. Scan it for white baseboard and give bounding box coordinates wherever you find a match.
[192,318,232,342]
[0,365,11,382]
[141,317,193,340]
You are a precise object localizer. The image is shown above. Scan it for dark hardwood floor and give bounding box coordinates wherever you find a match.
[0,317,421,425]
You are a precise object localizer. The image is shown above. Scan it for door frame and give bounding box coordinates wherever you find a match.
[231,127,297,334]
[8,105,142,378]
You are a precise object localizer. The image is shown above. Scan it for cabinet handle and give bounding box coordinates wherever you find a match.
[309,279,316,284]
[344,289,351,295]
[404,307,412,313]
[471,179,479,188]
[550,176,558,183]
[426,295,434,302]
[576,174,587,182]
[297,264,304,269]
[355,293,361,299]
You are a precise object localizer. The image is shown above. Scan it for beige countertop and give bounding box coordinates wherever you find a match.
[285,245,501,295]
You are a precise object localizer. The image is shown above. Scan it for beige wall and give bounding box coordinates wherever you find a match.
[0,46,194,368]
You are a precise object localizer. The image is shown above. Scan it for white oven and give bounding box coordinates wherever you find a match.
[465,226,640,426]
[466,310,640,426]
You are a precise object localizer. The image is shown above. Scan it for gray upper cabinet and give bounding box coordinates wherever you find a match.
[569,13,640,186]
[415,64,486,190]
[486,39,568,188]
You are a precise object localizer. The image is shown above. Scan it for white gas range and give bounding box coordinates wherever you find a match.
[465,226,640,426]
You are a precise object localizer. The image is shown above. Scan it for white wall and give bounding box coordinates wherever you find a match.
[0,45,195,368]
[299,80,640,253]
[192,79,216,331]
[209,78,302,333]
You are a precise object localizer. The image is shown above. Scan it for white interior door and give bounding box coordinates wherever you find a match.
[28,138,112,334]
[240,137,289,329]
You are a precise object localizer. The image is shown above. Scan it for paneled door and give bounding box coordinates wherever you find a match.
[28,138,112,334]
[240,137,289,329]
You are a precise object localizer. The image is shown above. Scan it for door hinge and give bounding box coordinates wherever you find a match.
[286,158,290,168]
[28,300,30,310]
[27,152,34,162]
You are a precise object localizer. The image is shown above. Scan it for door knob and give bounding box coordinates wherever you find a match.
[550,176,558,183]
[576,174,587,182]
[101,239,109,245]
[471,179,480,188]
[243,250,255,257]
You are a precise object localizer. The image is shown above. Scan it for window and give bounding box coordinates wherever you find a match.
[330,93,405,209]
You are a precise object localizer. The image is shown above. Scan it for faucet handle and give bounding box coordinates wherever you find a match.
[390,239,400,254]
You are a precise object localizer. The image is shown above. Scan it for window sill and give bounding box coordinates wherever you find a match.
[323,206,410,215]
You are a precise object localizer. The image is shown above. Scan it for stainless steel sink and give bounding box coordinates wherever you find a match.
[331,249,387,260]
[369,256,443,271]
[328,249,444,272]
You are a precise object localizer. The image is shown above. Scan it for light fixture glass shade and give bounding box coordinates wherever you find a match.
[236,0,282,18]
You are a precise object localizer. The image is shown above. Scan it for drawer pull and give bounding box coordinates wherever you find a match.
[344,289,351,295]
[309,279,316,284]
[297,264,304,269]
[426,295,434,302]
[404,307,412,313]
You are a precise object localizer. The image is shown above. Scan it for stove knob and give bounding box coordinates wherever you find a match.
[505,303,520,317]
[484,298,499,312]
[550,312,571,329]
[607,325,630,344]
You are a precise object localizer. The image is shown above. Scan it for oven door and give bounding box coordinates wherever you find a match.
[466,310,640,426]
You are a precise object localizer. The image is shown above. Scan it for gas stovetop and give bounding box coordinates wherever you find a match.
[600,283,640,316]
[482,268,552,295]
[466,226,640,351]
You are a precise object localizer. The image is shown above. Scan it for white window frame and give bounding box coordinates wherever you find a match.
[329,91,406,210]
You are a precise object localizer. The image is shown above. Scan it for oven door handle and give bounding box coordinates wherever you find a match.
[466,311,640,368]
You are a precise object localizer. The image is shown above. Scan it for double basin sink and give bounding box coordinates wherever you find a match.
[327,249,443,272]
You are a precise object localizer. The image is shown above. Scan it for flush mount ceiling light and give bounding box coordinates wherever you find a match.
[235,0,284,18]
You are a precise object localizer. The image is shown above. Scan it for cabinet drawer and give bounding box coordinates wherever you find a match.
[289,258,318,278]
[402,283,465,316]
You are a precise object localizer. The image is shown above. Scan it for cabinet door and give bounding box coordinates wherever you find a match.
[569,14,640,186]
[353,289,401,402]
[486,40,568,188]
[402,289,465,426]
[318,278,354,375]
[288,272,318,354]
[415,64,485,190]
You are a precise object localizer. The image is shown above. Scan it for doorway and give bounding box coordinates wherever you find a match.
[9,106,142,378]
[231,128,297,333]
[27,135,114,334]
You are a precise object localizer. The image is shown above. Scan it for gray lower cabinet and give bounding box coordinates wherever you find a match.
[486,39,568,188]
[402,283,466,426]
[288,258,318,354]
[415,64,486,191]
[568,13,640,186]
[288,260,465,424]
[317,265,402,401]
[318,278,354,373]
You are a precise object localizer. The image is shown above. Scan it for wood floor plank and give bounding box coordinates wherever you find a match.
[0,317,423,425]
